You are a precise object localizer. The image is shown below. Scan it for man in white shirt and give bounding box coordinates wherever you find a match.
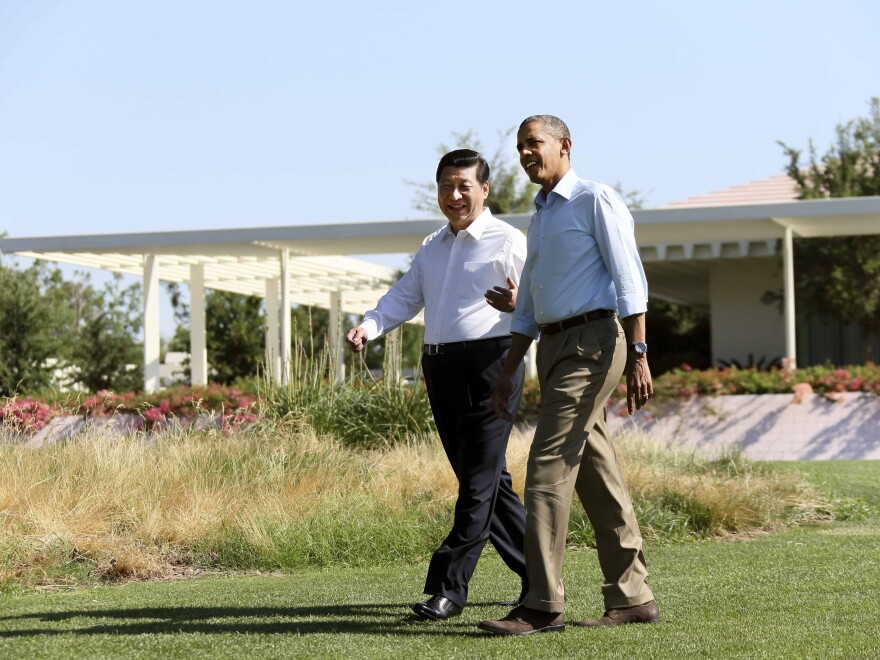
[478,115,659,636]
[346,149,529,621]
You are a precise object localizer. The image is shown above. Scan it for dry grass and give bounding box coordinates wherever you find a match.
[0,423,833,588]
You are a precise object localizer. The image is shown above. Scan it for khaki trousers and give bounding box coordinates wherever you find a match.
[522,316,654,614]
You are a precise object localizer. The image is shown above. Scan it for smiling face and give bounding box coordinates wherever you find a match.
[437,165,489,232]
[516,120,572,194]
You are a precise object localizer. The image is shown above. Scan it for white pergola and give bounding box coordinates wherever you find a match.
[1,195,879,390]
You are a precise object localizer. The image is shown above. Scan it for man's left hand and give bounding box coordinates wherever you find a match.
[485,277,518,313]
[626,355,653,415]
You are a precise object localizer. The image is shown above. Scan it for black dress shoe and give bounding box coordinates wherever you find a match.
[411,595,463,621]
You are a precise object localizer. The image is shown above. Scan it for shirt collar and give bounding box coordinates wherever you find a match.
[535,169,578,210]
[443,207,493,240]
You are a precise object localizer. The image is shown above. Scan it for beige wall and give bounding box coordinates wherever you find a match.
[709,258,785,367]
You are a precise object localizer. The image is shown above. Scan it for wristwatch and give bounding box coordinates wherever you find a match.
[629,341,648,357]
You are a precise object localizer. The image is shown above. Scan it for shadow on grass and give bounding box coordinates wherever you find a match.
[0,603,497,638]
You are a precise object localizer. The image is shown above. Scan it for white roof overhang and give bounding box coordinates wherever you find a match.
[2,196,878,313]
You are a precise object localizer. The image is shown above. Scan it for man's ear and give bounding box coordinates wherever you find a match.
[560,136,572,159]
[483,182,490,197]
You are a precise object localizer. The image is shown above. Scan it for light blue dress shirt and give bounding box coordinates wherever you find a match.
[511,169,648,340]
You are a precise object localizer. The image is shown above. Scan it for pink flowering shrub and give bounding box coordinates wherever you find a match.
[0,400,54,432]
[653,363,880,400]
[514,363,880,419]
[2,385,261,434]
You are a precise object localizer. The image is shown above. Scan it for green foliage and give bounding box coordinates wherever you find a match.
[68,274,142,393]
[0,260,141,396]
[262,344,435,448]
[407,128,538,215]
[167,286,265,384]
[779,97,880,360]
[0,261,65,395]
[779,97,880,199]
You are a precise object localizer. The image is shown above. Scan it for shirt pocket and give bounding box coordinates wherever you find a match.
[544,224,589,276]
[462,260,505,297]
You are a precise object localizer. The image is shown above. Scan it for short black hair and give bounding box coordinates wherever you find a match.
[435,149,490,184]
[519,115,571,141]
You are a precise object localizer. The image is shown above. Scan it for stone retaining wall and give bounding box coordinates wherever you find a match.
[606,392,880,460]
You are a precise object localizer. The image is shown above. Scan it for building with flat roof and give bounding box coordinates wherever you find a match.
[2,176,879,391]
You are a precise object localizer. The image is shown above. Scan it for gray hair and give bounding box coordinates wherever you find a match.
[519,115,571,141]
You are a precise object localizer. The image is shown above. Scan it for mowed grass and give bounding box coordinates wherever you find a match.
[0,461,877,658]
[0,514,877,658]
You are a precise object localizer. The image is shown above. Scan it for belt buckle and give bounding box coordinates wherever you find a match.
[425,344,440,356]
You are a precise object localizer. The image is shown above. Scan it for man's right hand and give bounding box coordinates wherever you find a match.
[346,327,368,352]
[491,372,515,421]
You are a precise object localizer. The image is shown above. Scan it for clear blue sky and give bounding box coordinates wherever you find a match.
[1,1,878,334]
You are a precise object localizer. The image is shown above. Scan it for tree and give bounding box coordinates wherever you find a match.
[778,98,880,361]
[0,259,142,395]
[0,260,68,395]
[167,286,265,385]
[69,274,143,393]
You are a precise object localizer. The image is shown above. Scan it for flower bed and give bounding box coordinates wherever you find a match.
[653,363,880,399]
[1,385,259,434]
[516,363,880,421]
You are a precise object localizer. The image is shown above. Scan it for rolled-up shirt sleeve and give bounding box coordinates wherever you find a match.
[360,251,426,340]
[593,186,648,318]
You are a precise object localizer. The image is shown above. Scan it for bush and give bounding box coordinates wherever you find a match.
[262,346,435,448]
[1,384,259,434]
[653,363,880,399]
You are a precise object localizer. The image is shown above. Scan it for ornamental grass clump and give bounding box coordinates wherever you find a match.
[261,342,435,448]
[0,422,845,589]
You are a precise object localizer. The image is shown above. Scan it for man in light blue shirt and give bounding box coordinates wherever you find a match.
[479,115,659,636]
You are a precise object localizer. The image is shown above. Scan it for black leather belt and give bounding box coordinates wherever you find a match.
[423,336,512,356]
[538,309,616,336]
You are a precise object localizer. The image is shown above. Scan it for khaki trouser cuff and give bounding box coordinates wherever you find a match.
[604,587,655,610]
[522,595,565,614]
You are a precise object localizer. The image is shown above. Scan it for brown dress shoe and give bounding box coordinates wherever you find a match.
[477,606,565,636]
[574,599,660,627]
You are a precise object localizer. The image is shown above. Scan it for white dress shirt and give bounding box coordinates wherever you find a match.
[511,169,648,340]
[360,209,527,344]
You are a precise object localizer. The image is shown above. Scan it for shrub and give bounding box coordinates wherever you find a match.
[652,363,880,400]
[1,385,259,434]
[0,400,53,432]
[262,346,434,448]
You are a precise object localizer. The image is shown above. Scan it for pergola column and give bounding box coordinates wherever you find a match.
[280,248,291,385]
[189,264,208,386]
[265,277,281,384]
[143,254,160,393]
[782,225,797,368]
[329,290,345,384]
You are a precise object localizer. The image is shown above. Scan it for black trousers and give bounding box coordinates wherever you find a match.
[420,342,527,607]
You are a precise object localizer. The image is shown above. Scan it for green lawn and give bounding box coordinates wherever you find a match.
[2,461,878,659]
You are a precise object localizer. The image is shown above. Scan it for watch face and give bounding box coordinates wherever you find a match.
[632,342,648,354]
